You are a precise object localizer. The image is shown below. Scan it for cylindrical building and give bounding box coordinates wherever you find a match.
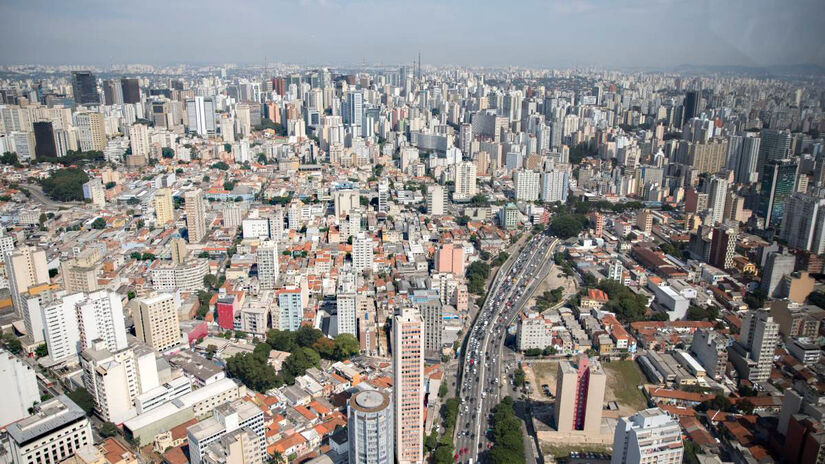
[347,390,393,464]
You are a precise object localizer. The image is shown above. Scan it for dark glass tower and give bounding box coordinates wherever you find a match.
[71,70,99,105]
[757,158,798,228]
[32,121,57,159]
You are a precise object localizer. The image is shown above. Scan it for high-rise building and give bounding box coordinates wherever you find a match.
[378,179,390,213]
[690,329,728,381]
[186,96,217,136]
[757,159,798,228]
[757,129,791,174]
[411,290,442,356]
[541,169,569,203]
[76,290,127,353]
[734,132,761,184]
[708,176,728,225]
[730,309,779,383]
[7,395,93,464]
[336,272,358,336]
[709,224,737,269]
[185,189,207,243]
[81,340,160,423]
[635,209,653,236]
[103,79,123,105]
[348,390,393,464]
[257,240,279,290]
[514,169,541,201]
[120,78,141,104]
[72,71,99,106]
[129,123,150,159]
[81,177,105,208]
[276,288,303,331]
[779,193,825,254]
[352,233,374,273]
[41,292,86,364]
[170,237,188,265]
[75,111,106,151]
[154,187,175,225]
[554,358,606,434]
[33,121,58,159]
[134,292,181,352]
[187,400,265,464]
[611,408,684,464]
[426,185,445,216]
[334,189,360,217]
[393,308,424,464]
[761,251,796,298]
[343,92,363,137]
[0,349,39,427]
[454,160,477,201]
[683,90,699,122]
[5,246,49,315]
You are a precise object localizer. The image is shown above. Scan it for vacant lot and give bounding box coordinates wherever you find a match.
[541,442,612,459]
[602,360,648,416]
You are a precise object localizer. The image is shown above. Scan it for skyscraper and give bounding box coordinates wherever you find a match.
[120,78,141,104]
[708,176,728,225]
[611,408,684,464]
[186,96,217,136]
[426,185,445,216]
[33,121,58,159]
[378,179,389,213]
[154,188,175,225]
[276,288,303,331]
[453,160,477,201]
[41,292,86,364]
[336,272,358,336]
[780,193,825,254]
[730,309,779,383]
[757,159,798,228]
[683,90,699,122]
[348,390,393,464]
[134,292,181,352]
[76,290,128,353]
[352,233,374,273]
[5,246,49,315]
[185,189,207,243]
[75,112,106,151]
[257,240,279,290]
[760,251,796,298]
[72,71,99,106]
[734,132,761,184]
[540,169,569,203]
[343,91,363,137]
[554,357,606,434]
[757,128,791,174]
[709,224,737,269]
[393,308,424,464]
[129,123,150,159]
[514,169,541,201]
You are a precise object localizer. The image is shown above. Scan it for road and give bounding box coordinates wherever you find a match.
[453,232,558,463]
[20,183,65,209]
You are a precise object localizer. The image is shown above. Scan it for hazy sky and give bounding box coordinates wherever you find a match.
[1,0,823,68]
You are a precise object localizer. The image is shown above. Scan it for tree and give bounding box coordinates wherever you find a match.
[162,147,175,159]
[40,168,89,201]
[549,213,589,239]
[295,325,323,348]
[226,350,282,392]
[35,344,48,358]
[332,334,360,360]
[91,217,106,230]
[66,388,95,415]
[438,382,448,398]
[203,274,218,290]
[211,161,230,171]
[267,329,297,352]
[99,421,119,437]
[223,181,236,191]
[224,143,232,153]
[0,152,20,166]
[513,368,526,387]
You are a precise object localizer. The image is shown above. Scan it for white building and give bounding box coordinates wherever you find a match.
[129,123,151,159]
[42,292,86,364]
[76,290,128,353]
[336,273,358,336]
[256,240,279,290]
[352,233,374,273]
[0,349,39,427]
[541,169,569,203]
[187,399,266,464]
[7,395,93,464]
[186,96,217,136]
[611,408,683,464]
[514,169,541,202]
[426,185,446,216]
[517,312,552,351]
[453,160,477,201]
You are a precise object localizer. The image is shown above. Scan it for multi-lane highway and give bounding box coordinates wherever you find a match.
[453,232,558,463]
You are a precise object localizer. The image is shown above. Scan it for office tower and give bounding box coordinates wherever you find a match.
[757,159,798,228]
[459,123,473,155]
[235,103,252,137]
[75,112,106,151]
[426,185,446,215]
[103,79,123,105]
[761,251,796,298]
[336,272,358,336]
[348,390,393,464]
[635,209,653,236]
[735,133,761,184]
[81,340,160,423]
[709,224,737,269]
[708,176,728,225]
[33,121,58,158]
[170,237,188,265]
[61,257,99,294]
[5,246,49,314]
[10,131,36,161]
[779,193,825,254]
[731,309,779,383]
[186,96,217,136]
[514,169,541,201]
[276,288,303,331]
[378,179,390,213]
[129,123,150,159]
[757,129,791,173]
[0,349,39,427]
[392,308,424,464]
[257,240,279,290]
[7,395,93,464]
[554,358,606,434]
[154,187,175,225]
[681,139,728,174]
[134,292,181,352]
[454,160,477,201]
[120,78,140,104]
[611,408,683,464]
[541,169,569,203]
[683,90,699,122]
[185,189,207,243]
[42,292,86,364]
[690,329,729,381]
[76,290,128,353]
[72,71,99,106]
[352,233,374,273]
[343,92,363,137]
[412,290,443,356]
[187,400,265,464]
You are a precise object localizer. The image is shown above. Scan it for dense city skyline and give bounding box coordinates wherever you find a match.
[1,0,824,68]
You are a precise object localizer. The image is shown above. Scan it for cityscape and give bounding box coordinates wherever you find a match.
[0,3,824,464]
